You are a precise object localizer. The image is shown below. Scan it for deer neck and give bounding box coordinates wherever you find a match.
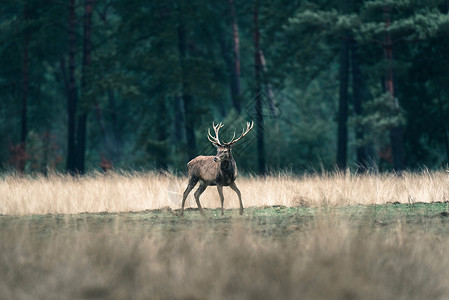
[219,158,233,170]
[217,157,236,185]
[220,151,235,167]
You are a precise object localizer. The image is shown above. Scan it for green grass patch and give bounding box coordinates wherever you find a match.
[3,202,449,237]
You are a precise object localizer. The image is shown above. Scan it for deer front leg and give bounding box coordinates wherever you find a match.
[181,177,198,216]
[194,182,207,215]
[229,182,243,215]
[217,185,225,216]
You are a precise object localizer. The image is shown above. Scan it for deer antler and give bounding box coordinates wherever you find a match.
[223,121,254,146]
[208,121,254,146]
[207,122,224,146]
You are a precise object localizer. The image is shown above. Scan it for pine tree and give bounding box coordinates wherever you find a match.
[357,0,449,171]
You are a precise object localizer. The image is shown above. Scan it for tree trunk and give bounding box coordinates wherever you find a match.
[75,115,87,173]
[229,0,241,113]
[101,91,122,163]
[337,38,349,171]
[66,0,78,173]
[217,32,233,117]
[259,50,277,116]
[155,94,169,170]
[20,4,30,172]
[183,94,197,160]
[351,39,367,170]
[177,6,197,160]
[437,96,449,163]
[258,49,280,169]
[383,7,404,172]
[174,96,185,142]
[217,0,241,114]
[75,0,94,174]
[254,0,266,175]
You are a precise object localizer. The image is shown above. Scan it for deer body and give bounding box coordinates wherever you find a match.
[181,122,253,216]
[187,156,237,186]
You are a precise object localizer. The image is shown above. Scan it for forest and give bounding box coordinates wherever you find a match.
[1,0,449,174]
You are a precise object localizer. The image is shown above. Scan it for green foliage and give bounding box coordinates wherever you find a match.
[358,93,406,137]
[0,0,448,173]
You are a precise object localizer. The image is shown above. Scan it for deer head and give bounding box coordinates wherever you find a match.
[207,121,254,162]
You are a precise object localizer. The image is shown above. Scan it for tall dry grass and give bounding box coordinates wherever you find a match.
[1,170,449,215]
[1,217,448,299]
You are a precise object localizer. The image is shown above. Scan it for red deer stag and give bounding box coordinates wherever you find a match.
[181,121,253,216]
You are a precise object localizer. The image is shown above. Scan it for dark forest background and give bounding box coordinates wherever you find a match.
[1,0,449,174]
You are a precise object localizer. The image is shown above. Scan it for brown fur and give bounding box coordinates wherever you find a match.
[187,155,237,186]
[181,122,253,216]
[181,149,243,216]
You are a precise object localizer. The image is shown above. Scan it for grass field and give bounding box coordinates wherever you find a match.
[2,171,449,299]
[1,170,449,214]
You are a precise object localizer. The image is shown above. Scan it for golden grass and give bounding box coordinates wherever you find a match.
[1,170,449,215]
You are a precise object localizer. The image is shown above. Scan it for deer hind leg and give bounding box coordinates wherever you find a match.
[194,182,207,215]
[229,182,243,215]
[181,177,199,216]
[217,185,225,216]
